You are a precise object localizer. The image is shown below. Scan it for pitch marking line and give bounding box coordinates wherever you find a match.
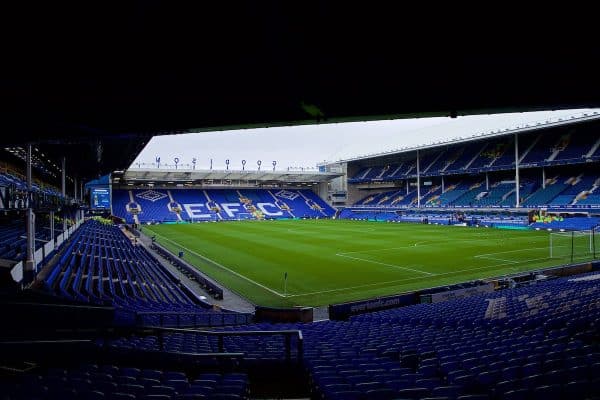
[286,252,559,298]
[153,233,286,298]
[336,241,431,256]
[286,260,523,298]
[473,246,549,264]
[333,236,547,276]
[336,235,545,257]
[335,253,434,276]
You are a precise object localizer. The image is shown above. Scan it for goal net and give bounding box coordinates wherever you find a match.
[549,228,599,261]
[236,212,255,221]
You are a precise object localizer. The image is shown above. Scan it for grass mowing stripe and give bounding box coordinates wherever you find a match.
[143,220,595,307]
[150,230,286,297]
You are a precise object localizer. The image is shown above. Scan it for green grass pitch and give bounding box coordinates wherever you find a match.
[143,220,598,307]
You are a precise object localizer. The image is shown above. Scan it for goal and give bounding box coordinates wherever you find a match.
[549,228,599,262]
[236,212,255,221]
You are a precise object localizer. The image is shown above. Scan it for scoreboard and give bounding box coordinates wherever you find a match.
[91,188,110,209]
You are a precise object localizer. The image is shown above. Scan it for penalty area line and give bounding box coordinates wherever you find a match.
[335,253,434,276]
[285,256,552,298]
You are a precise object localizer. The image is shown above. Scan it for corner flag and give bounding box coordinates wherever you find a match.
[284,272,288,296]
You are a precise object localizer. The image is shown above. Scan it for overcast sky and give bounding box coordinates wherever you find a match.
[131,109,599,171]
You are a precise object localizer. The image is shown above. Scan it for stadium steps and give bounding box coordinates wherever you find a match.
[374,165,390,179]
[519,133,542,163]
[267,190,296,218]
[462,143,488,170]
[434,183,467,206]
[417,185,441,205]
[167,190,183,221]
[449,182,485,206]
[421,152,444,174]
[386,163,404,179]
[126,190,142,225]
[358,167,372,180]
[546,134,571,162]
[403,162,416,176]
[554,132,594,161]
[547,148,562,162]
[203,190,224,220]
[377,189,404,206]
[585,136,600,158]
[573,178,600,205]
[522,176,570,206]
[486,139,512,168]
[440,149,462,172]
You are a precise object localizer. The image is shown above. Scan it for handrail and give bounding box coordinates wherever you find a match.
[141,350,245,359]
[0,339,245,364]
[142,326,303,363]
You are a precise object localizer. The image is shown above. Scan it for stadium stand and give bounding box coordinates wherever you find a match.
[349,172,599,211]
[112,188,335,223]
[344,125,600,211]
[0,171,62,197]
[101,271,600,400]
[521,177,569,207]
[1,363,250,400]
[42,220,252,327]
[530,216,600,231]
[0,218,61,263]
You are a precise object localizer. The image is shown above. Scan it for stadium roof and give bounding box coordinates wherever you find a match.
[115,169,343,185]
[328,111,600,165]
[1,4,600,181]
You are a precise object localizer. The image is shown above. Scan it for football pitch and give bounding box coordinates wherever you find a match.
[144,220,598,307]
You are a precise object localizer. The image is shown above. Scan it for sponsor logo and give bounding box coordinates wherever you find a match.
[275,190,300,200]
[136,190,168,202]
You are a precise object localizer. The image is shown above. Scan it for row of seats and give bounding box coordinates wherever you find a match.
[338,210,529,227]
[349,130,600,183]
[354,187,440,208]
[1,363,248,400]
[352,174,599,209]
[112,189,335,224]
[105,272,600,399]
[43,220,250,326]
[0,220,57,261]
[530,217,600,231]
[0,171,62,196]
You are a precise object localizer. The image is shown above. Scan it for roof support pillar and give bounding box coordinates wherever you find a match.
[61,157,67,232]
[61,157,66,198]
[24,143,36,284]
[50,210,55,244]
[515,133,520,208]
[416,150,421,208]
[542,167,546,189]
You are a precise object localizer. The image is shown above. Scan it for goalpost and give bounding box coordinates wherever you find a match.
[236,212,254,221]
[549,227,599,262]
